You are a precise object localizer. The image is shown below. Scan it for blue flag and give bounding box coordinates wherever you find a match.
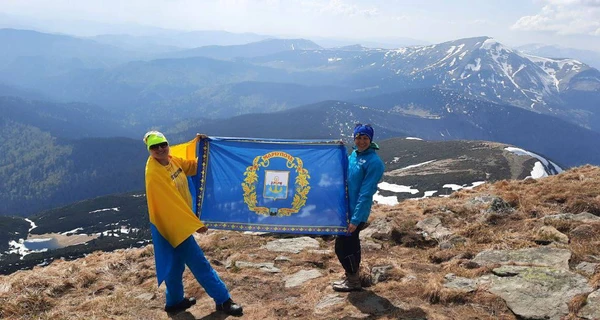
[191,137,349,235]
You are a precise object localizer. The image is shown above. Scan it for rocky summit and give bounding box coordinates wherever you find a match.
[1,165,599,320]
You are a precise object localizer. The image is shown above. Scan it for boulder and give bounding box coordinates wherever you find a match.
[579,290,600,320]
[473,247,571,270]
[262,237,320,253]
[284,269,323,288]
[487,265,593,320]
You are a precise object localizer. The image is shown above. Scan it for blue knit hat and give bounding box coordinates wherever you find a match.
[353,124,374,141]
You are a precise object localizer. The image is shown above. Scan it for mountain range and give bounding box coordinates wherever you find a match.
[167,94,600,168]
[1,30,599,131]
[518,43,600,70]
[1,28,600,217]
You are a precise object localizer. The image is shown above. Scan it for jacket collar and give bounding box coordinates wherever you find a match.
[354,142,380,154]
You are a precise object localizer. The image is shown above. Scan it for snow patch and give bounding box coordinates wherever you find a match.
[530,161,548,179]
[378,182,419,194]
[89,207,120,214]
[25,218,37,232]
[398,160,436,171]
[465,58,481,72]
[504,147,563,175]
[373,191,399,206]
[443,181,485,192]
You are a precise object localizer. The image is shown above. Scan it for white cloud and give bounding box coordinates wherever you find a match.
[512,0,600,36]
[302,0,379,18]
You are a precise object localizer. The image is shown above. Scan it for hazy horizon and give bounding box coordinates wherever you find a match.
[1,0,600,51]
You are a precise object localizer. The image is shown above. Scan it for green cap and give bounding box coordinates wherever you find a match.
[143,131,168,150]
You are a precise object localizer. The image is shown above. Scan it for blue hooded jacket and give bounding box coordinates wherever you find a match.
[347,143,385,225]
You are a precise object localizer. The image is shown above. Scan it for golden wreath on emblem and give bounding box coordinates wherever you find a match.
[242,151,310,216]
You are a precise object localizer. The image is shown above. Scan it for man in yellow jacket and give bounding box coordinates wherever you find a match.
[144,131,242,316]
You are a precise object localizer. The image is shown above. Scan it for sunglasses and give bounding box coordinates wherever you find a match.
[149,142,169,150]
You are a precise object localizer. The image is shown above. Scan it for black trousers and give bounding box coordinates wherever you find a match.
[335,222,366,274]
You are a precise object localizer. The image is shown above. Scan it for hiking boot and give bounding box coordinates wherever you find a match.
[165,297,196,314]
[332,272,362,292]
[332,272,350,286]
[216,298,243,316]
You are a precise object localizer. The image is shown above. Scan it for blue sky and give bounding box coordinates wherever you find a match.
[2,0,600,50]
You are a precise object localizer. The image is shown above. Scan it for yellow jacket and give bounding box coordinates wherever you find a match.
[145,138,204,248]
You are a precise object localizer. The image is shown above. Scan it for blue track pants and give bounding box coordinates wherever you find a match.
[164,236,230,307]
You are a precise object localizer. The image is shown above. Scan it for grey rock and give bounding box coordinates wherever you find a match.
[416,216,453,241]
[542,213,571,221]
[314,294,345,313]
[449,235,467,245]
[571,224,597,241]
[579,290,600,319]
[348,312,371,319]
[488,197,513,213]
[543,212,600,223]
[439,242,454,250]
[360,218,393,241]
[487,265,593,320]
[274,255,291,264]
[0,283,11,294]
[135,293,155,301]
[234,261,281,273]
[284,269,323,288]
[586,255,600,262]
[575,262,598,276]
[443,273,479,292]
[473,247,571,270]
[308,249,333,255]
[284,297,298,304]
[534,226,569,244]
[371,265,394,285]
[467,195,497,207]
[362,240,383,251]
[262,236,320,253]
[439,235,467,249]
[224,253,242,269]
[574,212,600,221]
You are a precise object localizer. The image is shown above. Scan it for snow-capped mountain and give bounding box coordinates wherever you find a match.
[382,37,596,108]
[370,37,598,111]
[517,43,600,70]
[252,36,600,131]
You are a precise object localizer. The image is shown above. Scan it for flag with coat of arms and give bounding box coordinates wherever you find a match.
[170,136,350,235]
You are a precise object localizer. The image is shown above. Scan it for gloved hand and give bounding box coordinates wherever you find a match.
[196,226,208,233]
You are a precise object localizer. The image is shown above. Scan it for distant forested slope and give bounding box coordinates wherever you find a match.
[0,96,146,216]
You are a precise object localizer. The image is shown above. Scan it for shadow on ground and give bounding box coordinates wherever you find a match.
[346,290,427,319]
[169,310,232,320]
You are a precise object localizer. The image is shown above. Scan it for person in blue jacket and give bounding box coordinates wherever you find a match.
[333,124,385,292]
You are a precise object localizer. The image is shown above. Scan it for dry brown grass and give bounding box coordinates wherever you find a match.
[491,165,600,216]
[471,292,515,319]
[567,293,588,315]
[590,272,600,290]
[2,166,600,319]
